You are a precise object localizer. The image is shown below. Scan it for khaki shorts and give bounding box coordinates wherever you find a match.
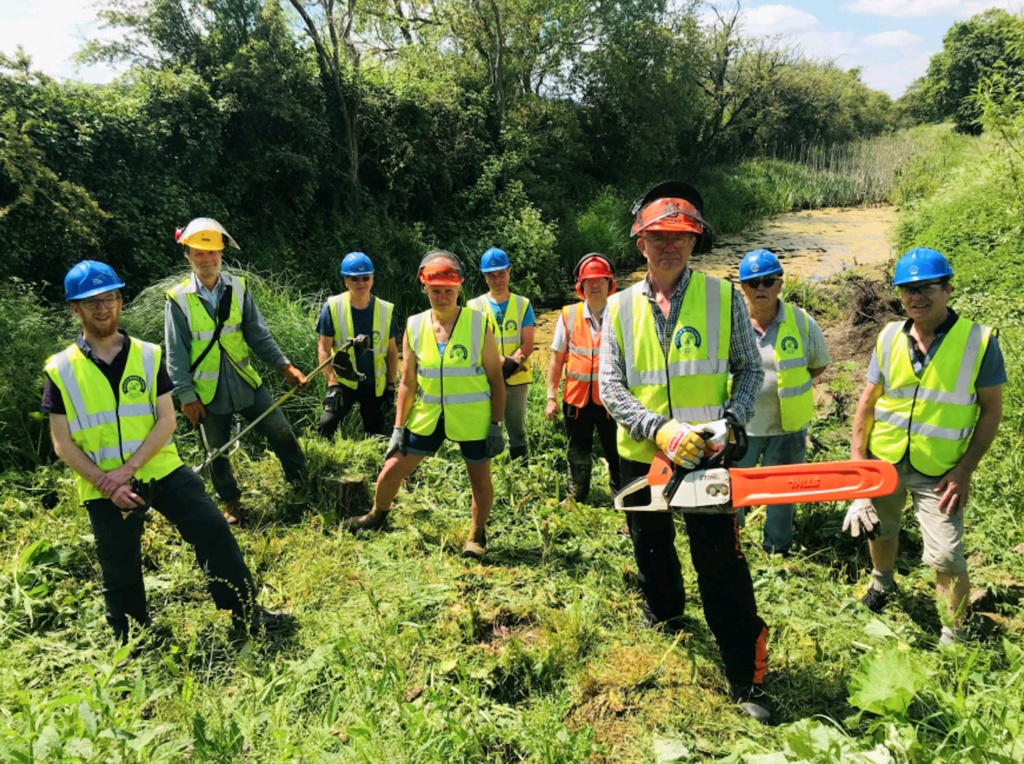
[871,459,967,574]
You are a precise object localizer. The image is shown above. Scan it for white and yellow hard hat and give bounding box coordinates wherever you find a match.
[175,218,240,251]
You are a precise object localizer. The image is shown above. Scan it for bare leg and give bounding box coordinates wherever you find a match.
[465,461,494,529]
[375,454,426,512]
[936,570,971,626]
[867,535,899,577]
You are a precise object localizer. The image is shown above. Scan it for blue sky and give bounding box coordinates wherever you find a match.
[1,0,1022,97]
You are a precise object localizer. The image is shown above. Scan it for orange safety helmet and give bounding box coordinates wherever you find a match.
[630,181,714,253]
[573,253,617,298]
[418,250,465,286]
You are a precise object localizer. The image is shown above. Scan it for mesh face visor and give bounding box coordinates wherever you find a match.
[631,198,708,237]
[418,251,465,285]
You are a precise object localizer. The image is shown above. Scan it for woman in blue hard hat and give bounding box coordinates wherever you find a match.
[848,247,1005,646]
[735,249,831,556]
[316,252,399,438]
[343,252,507,560]
[468,247,536,461]
[43,261,289,655]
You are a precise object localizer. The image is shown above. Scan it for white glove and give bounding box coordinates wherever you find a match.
[655,420,705,470]
[385,426,406,460]
[700,419,731,453]
[843,499,880,540]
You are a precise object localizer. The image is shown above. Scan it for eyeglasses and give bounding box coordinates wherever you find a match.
[347,275,372,283]
[79,295,121,311]
[898,282,945,296]
[644,232,696,250]
[744,277,779,289]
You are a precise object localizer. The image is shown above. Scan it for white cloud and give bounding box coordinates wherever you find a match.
[859,50,936,96]
[742,5,820,36]
[0,2,124,83]
[843,0,961,17]
[794,30,861,61]
[959,1,1024,16]
[861,30,925,47]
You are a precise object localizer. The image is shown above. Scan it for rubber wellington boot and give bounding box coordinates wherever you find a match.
[223,497,247,526]
[342,508,389,534]
[463,527,487,559]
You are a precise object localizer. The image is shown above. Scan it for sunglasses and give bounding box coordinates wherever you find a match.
[898,281,945,296]
[347,275,372,283]
[744,276,779,289]
[79,295,121,311]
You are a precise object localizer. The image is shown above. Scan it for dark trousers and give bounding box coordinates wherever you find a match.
[317,385,388,438]
[564,400,621,500]
[621,457,768,686]
[204,385,307,501]
[86,466,256,641]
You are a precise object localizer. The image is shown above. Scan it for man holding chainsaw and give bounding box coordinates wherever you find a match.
[736,249,830,555]
[600,181,771,722]
[316,252,399,439]
[165,218,309,526]
[849,248,1005,645]
[43,261,288,656]
[546,253,621,501]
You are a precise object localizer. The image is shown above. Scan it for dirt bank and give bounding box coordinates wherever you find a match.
[532,205,898,372]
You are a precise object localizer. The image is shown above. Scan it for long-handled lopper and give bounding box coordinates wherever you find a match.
[195,334,370,473]
[614,421,898,513]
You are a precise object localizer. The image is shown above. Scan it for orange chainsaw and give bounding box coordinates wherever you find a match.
[613,423,898,513]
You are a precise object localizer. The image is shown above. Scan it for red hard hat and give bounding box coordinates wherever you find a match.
[631,197,704,236]
[573,253,616,298]
[418,251,465,286]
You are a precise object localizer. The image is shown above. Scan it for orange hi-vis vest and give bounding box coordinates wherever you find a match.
[561,302,603,407]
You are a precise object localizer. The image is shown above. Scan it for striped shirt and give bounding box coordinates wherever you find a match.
[599,269,764,444]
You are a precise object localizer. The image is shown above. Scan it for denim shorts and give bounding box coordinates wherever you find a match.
[405,416,489,464]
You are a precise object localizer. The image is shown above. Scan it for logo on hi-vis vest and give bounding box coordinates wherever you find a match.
[372,330,382,346]
[780,336,799,353]
[674,326,701,355]
[122,375,147,400]
[504,319,518,333]
[449,344,469,361]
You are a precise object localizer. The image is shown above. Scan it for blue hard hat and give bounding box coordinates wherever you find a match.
[341,251,374,276]
[893,247,952,286]
[739,249,783,282]
[64,260,126,301]
[480,247,511,273]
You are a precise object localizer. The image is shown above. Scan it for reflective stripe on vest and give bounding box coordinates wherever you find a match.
[406,308,491,442]
[868,317,991,477]
[468,293,533,385]
[44,337,183,505]
[166,273,262,404]
[774,301,815,432]
[328,293,393,396]
[563,303,603,408]
[609,273,732,463]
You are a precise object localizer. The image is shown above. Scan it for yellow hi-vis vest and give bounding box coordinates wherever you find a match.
[609,273,732,464]
[869,317,993,477]
[166,273,262,405]
[328,293,394,396]
[405,308,491,442]
[45,337,183,505]
[468,293,533,385]
[774,301,815,432]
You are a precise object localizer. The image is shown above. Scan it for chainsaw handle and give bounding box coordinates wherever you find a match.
[662,420,748,502]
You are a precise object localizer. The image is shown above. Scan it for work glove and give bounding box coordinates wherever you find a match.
[501,356,520,380]
[700,418,732,454]
[843,499,881,540]
[181,400,206,427]
[655,420,705,470]
[323,384,344,414]
[486,422,505,459]
[282,364,308,389]
[385,426,406,460]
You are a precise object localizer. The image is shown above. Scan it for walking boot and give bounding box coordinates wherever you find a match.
[509,446,528,463]
[463,527,487,560]
[342,508,389,534]
[728,680,772,724]
[567,460,592,503]
[223,497,246,526]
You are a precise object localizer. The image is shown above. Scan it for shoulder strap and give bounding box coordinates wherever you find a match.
[188,284,235,374]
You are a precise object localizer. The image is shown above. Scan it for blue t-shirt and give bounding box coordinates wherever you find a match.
[317,296,400,393]
[867,312,1007,388]
[485,296,536,331]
